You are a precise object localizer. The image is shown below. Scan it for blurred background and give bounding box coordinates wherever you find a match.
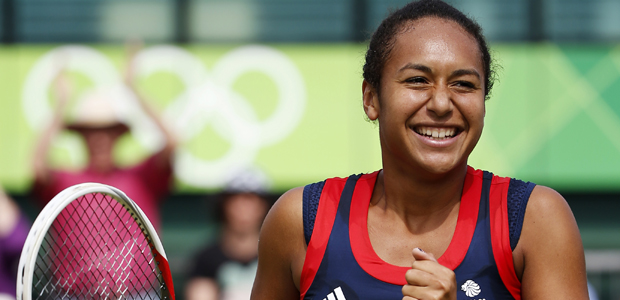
[0,0,619,299]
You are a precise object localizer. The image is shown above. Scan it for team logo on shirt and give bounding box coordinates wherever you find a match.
[323,286,347,300]
[461,279,481,297]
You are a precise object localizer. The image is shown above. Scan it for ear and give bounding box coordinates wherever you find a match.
[362,80,380,121]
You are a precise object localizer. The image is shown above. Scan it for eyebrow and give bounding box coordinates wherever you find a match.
[399,63,481,80]
[450,69,481,80]
[399,63,432,74]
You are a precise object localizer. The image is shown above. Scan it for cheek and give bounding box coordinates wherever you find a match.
[469,102,485,122]
[475,101,486,122]
[381,89,428,116]
[454,95,485,121]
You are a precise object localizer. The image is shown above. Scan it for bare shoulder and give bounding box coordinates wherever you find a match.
[251,187,306,300]
[519,185,583,252]
[261,187,305,252]
[267,187,305,224]
[515,185,589,299]
[259,187,306,255]
[527,185,571,215]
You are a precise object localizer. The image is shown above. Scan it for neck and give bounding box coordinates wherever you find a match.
[88,152,115,174]
[88,162,115,174]
[373,162,468,223]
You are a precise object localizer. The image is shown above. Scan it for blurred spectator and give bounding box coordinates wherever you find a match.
[185,170,271,300]
[31,48,176,230]
[0,186,30,300]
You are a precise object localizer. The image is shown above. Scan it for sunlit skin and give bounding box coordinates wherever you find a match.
[250,14,588,300]
[358,17,487,300]
[365,17,485,184]
[250,17,487,299]
[362,17,486,267]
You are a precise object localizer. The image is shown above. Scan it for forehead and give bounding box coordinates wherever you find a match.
[388,17,483,73]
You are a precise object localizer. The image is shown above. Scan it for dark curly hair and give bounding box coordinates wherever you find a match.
[363,0,496,100]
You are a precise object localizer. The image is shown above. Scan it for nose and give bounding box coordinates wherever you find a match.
[426,84,453,118]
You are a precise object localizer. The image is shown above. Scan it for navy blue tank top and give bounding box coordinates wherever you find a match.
[300,167,535,300]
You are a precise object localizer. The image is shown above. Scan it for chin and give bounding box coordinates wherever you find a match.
[418,157,465,176]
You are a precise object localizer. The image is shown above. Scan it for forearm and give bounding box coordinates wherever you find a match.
[123,45,177,152]
[33,90,68,182]
[135,89,176,148]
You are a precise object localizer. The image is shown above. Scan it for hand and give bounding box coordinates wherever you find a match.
[0,185,20,237]
[402,248,456,300]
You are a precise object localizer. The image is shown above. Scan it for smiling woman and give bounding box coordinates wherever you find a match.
[250,1,589,300]
[363,16,486,177]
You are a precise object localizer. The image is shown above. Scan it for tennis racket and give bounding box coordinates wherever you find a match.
[16,182,175,300]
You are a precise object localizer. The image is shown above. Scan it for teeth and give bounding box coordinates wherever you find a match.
[415,126,457,140]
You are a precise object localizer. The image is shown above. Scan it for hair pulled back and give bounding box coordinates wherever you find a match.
[363,0,495,100]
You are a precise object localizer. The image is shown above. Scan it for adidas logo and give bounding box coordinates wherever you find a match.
[323,286,346,300]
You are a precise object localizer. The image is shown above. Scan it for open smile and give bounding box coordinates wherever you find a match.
[413,126,462,140]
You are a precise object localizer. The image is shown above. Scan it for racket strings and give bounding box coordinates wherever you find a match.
[31,192,168,299]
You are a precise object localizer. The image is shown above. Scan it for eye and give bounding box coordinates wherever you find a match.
[452,80,476,90]
[404,76,428,84]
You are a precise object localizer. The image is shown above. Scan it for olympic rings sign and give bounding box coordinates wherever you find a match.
[22,45,306,188]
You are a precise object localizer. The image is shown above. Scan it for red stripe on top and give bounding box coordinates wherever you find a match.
[153,248,175,300]
[349,167,484,285]
[489,175,522,300]
[300,177,348,299]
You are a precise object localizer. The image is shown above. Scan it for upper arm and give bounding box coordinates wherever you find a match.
[251,187,306,300]
[515,185,588,299]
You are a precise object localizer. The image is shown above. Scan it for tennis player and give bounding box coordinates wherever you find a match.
[250,0,588,299]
